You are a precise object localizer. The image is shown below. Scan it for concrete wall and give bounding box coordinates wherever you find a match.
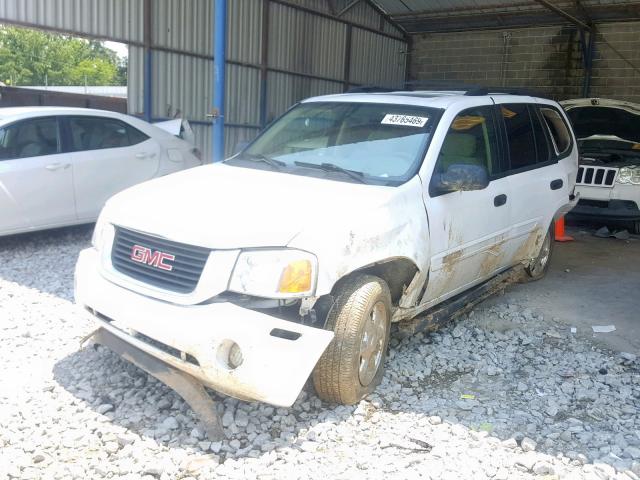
[410,21,640,104]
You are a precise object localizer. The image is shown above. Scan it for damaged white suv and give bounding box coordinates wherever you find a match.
[75,90,578,408]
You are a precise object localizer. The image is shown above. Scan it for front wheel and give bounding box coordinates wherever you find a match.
[312,275,391,405]
[523,225,554,281]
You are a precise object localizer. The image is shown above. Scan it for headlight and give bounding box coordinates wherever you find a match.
[229,249,317,298]
[91,214,114,251]
[617,166,640,185]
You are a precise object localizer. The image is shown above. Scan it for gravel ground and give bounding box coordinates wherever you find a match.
[1,226,639,480]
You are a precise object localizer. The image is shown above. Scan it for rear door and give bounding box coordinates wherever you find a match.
[494,99,574,263]
[421,102,513,305]
[62,115,161,221]
[0,116,75,233]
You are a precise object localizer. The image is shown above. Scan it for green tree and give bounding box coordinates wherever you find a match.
[68,58,118,85]
[0,26,125,86]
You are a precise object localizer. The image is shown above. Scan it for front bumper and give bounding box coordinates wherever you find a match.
[75,248,333,407]
[569,198,640,221]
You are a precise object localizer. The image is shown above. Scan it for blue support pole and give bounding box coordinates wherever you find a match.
[143,0,152,122]
[212,0,227,162]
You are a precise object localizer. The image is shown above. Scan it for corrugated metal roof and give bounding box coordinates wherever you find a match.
[374,0,640,15]
[373,0,640,32]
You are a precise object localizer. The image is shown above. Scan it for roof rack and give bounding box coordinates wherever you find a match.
[346,81,547,98]
[464,86,542,97]
[346,86,396,93]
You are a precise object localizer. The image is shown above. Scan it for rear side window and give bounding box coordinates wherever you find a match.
[540,107,571,155]
[501,104,537,170]
[0,117,60,160]
[530,107,551,163]
[67,116,149,152]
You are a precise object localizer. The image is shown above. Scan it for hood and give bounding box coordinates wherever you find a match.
[102,163,398,249]
[561,98,640,144]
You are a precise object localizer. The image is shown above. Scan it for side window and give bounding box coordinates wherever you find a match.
[501,104,537,170]
[530,106,551,163]
[436,106,500,175]
[540,107,572,156]
[0,117,60,160]
[67,116,149,152]
[128,126,151,146]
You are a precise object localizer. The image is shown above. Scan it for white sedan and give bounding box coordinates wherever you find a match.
[0,107,203,236]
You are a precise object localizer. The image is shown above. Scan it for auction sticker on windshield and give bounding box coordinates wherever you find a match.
[381,114,429,128]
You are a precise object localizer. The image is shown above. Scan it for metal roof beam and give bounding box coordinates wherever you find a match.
[574,0,594,26]
[532,0,591,31]
[394,3,640,34]
[391,1,533,19]
[364,0,409,36]
[337,0,361,17]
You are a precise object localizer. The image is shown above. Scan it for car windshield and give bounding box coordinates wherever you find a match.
[233,102,438,186]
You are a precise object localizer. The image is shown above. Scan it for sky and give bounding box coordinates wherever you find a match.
[104,41,128,59]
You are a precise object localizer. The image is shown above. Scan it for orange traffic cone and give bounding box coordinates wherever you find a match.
[554,216,574,242]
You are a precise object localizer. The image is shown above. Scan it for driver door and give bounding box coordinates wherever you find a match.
[421,105,513,305]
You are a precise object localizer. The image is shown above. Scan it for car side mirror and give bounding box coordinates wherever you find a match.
[431,164,490,193]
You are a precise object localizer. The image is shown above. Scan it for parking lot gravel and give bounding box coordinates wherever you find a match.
[1,226,639,480]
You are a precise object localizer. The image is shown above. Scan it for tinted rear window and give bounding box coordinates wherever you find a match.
[501,104,537,170]
[531,107,551,163]
[540,107,572,155]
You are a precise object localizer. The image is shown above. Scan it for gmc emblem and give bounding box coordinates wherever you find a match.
[130,244,175,271]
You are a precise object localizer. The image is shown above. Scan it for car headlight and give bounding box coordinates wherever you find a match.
[229,249,317,298]
[617,166,640,185]
[91,214,114,251]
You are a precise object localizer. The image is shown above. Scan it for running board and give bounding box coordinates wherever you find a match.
[92,328,226,441]
[396,266,524,337]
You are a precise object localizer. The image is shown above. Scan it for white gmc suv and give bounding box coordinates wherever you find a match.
[75,90,578,410]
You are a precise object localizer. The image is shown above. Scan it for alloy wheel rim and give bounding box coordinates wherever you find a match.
[358,301,387,386]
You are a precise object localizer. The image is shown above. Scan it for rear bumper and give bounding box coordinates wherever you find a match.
[569,199,640,221]
[74,248,333,407]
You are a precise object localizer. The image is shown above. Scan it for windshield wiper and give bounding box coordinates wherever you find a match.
[235,152,286,169]
[294,161,366,184]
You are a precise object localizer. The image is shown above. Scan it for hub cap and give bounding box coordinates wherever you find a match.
[359,301,387,386]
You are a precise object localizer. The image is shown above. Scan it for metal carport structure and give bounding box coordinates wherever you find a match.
[0,0,409,161]
[371,0,640,102]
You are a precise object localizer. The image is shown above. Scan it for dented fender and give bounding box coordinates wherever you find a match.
[288,176,430,298]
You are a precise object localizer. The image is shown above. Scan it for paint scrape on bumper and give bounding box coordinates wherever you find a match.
[75,248,334,407]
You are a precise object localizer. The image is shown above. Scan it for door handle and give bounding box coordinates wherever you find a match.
[45,163,70,171]
[550,179,563,190]
[494,194,507,207]
[135,152,149,159]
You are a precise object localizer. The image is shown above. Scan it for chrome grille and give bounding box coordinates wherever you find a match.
[576,166,617,187]
[111,227,209,294]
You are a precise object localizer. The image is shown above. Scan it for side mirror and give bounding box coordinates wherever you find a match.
[233,140,250,155]
[431,164,489,193]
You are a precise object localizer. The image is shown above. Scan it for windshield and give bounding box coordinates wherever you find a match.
[234,102,438,185]
[567,106,640,144]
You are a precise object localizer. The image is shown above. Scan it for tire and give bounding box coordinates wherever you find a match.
[523,225,554,281]
[312,274,392,405]
[631,221,640,235]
